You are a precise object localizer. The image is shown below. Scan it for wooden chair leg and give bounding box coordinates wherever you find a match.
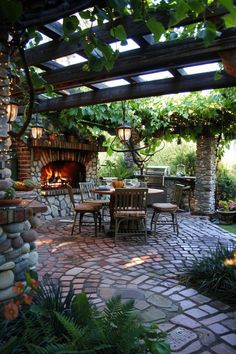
[79,212,84,233]
[93,212,98,237]
[150,211,155,230]
[174,213,179,236]
[71,211,78,235]
[144,219,147,244]
[98,211,102,231]
[154,212,160,235]
[171,213,176,232]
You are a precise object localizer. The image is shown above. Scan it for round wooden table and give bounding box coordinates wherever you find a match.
[94,187,164,235]
[94,187,164,196]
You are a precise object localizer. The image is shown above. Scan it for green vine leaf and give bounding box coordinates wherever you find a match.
[110,24,127,43]
[169,0,190,26]
[223,12,236,27]
[146,17,165,42]
[219,0,235,12]
[198,21,220,47]
[79,10,92,19]
[63,16,79,36]
[188,0,205,15]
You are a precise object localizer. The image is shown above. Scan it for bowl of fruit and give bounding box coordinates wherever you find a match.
[14,179,38,191]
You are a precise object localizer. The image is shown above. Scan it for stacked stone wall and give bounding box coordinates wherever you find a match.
[194,136,217,214]
[0,38,40,301]
[31,153,98,219]
[0,211,40,301]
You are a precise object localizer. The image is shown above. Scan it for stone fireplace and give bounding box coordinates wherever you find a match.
[15,138,104,219]
[41,161,86,189]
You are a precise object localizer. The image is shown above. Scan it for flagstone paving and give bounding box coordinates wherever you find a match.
[36,213,236,354]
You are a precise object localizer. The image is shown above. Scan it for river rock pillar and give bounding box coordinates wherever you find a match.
[194,135,217,214]
[0,34,40,302]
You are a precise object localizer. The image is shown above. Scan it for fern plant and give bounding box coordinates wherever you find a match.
[0,275,170,354]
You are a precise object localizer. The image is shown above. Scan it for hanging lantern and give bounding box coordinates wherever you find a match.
[117,123,132,143]
[7,101,18,123]
[31,123,43,139]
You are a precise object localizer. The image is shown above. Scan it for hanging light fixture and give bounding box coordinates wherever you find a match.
[116,101,132,143]
[111,101,165,176]
[31,115,43,139]
[117,123,132,143]
[7,99,18,123]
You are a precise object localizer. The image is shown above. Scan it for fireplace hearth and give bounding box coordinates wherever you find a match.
[41,161,85,189]
[14,138,104,218]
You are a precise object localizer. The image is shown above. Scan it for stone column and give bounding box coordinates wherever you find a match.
[0,34,39,302]
[194,135,217,214]
[0,34,13,201]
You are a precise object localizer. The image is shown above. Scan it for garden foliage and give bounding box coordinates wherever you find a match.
[0,274,170,354]
[216,165,236,201]
[181,244,236,304]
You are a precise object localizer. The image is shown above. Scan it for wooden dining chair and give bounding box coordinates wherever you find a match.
[66,184,102,237]
[150,184,185,236]
[79,182,110,219]
[113,188,148,244]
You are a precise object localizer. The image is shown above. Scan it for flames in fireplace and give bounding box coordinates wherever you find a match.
[41,161,86,189]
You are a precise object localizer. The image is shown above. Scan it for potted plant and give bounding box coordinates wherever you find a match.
[110,162,134,188]
[0,186,22,206]
[217,200,236,224]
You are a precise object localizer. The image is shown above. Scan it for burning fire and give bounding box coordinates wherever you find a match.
[42,165,69,188]
[224,251,236,266]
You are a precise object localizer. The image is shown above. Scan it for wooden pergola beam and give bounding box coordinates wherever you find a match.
[34,72,236,113]
[26,30,236,93]
[24,6,228,67]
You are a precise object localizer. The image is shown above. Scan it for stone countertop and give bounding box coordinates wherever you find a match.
[165,175,196,180]
[21,199,48,214]
[0,199,47,225]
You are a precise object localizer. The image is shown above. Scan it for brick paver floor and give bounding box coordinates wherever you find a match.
[36,213,236,354]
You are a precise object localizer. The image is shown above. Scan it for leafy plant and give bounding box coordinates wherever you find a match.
[0,273,170,354]
[218,200,236,211]
[216,165,236,201]
[180,243,236,304]
[99,155,135,179]
[4,186,16,199]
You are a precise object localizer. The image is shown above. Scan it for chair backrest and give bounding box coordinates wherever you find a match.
[66,184,75,208]
[172,184,185,207]
[79,181,96,202]
[114,188,148,213]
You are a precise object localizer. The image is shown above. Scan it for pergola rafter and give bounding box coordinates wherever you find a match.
[6,1,236,115]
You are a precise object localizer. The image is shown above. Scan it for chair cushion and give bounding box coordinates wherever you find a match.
[152,203,178,212]
[114,210,146,218]
[74,203,101,212]
[84,199,108,206]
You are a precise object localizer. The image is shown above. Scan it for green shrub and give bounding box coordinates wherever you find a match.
[0,274,170,354]
[170,150,196,176]
[149,141,196,176]
[180,243,236,304]
[216,165,236,200]
[99,155,136,179]
[4,186,16,200]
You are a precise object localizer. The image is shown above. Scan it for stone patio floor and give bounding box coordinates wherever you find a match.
[36,213,236,354]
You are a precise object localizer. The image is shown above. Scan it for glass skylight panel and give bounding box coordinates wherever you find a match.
[93,79,130,89]
[103,79,130,87]
[54,53,87,66]
[110,39,140,52]
[142,34,155,45]
[26,32,52,48]
[180,63,220,75]
[138,71,173,81]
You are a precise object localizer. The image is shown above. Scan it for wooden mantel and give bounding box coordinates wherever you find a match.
[30,138,106,152]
